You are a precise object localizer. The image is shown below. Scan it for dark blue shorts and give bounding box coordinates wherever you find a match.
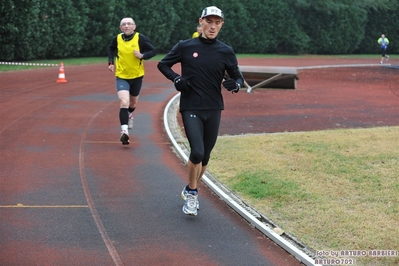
[116,76,143,96]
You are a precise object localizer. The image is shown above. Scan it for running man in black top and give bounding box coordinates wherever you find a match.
[158,6,244,216]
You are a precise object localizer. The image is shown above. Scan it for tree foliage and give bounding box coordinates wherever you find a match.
[0,0,397,60]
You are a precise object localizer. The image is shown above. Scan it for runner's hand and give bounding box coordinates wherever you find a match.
[174,76,191,92]
[223,78,240,93]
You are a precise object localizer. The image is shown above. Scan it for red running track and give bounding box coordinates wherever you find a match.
[1,57,398,265]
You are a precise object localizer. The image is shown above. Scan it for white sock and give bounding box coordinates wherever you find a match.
[121,125,128,132]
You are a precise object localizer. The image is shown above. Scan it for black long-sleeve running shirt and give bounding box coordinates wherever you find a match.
[157,36,243,111]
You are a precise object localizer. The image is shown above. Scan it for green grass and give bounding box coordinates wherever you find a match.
[0,55,165,72]
[1,54,388,72]
[0,57,104,72]
[209,126,399,266]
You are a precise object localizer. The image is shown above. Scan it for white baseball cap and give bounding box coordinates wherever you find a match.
[201,6,224,19]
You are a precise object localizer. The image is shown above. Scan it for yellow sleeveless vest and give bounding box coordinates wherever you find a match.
[115,32,145,79]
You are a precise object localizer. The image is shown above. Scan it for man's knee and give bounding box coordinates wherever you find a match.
[202,156,210,166]
[129,96,138,108]
[120,98,129,108]
[189,151,204,164]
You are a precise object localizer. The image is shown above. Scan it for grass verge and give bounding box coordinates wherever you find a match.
[1,54,389,72]
[209,126,399,266]
[0,55,164,72]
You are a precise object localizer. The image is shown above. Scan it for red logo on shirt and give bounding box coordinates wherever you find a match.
[193,52,198,58]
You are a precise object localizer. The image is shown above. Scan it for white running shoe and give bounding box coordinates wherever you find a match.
[128,113,134,129]
[120,130,129,145]
[380,61,383,64]
[182,190,198,216]
[181,186,199,209]
[385,55,389,60]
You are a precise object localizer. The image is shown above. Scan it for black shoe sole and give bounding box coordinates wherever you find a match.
[120,133,129,145]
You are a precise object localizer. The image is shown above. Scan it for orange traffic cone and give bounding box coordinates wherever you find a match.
[56,62,67,83]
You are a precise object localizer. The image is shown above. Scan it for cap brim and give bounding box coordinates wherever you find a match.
[201,14,223,19]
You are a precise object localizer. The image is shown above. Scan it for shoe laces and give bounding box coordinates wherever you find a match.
[187,192,197,208]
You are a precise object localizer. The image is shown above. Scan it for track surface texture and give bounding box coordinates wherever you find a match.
[220,57,399,135]
[1,57,398,266]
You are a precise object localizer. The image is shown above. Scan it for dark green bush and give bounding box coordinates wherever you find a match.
[0,0,397,60]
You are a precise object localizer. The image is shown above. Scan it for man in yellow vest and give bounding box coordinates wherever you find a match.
[192,24,202,38]
[108,17,156,145]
